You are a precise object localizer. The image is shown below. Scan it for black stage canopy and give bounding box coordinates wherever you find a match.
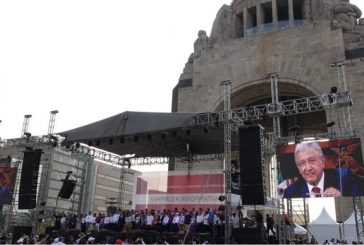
[60,111,239,158]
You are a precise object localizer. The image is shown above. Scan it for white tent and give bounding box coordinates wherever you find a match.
[308,208,340,243]
[343,212,358,243]
[294,223,307,235]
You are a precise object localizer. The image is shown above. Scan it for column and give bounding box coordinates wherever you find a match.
[288,0,294,26]
[272,0,278,29]
[243,7,248,37]
[257,3,264,33]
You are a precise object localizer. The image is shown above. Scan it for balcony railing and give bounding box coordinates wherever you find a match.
[245,19,308,37]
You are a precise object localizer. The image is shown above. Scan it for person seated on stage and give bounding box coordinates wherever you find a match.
[284,142,361,198]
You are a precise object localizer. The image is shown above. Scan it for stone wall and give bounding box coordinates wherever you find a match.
[176,23,345,113]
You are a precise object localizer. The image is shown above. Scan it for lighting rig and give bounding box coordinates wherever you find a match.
[69,142,169,167]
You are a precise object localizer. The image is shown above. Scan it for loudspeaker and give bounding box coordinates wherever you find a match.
[12,226,32,244]
[58,180,76,199]
[239,125,265,205]
[18,149,42,209]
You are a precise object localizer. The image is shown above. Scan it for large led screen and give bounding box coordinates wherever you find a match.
[0,167,17,207]
[277,138,364,198]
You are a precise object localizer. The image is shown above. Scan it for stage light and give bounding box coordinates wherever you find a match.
[90,149,95,156]
[88,141,93,146]
[124,159,131,169]
[147,134,152,141]
[24,132,32,141]
[25,146,33,151]
[218,195,225,202]
[134,136,139,142]
[203,127,209,134]
[186,129,191,136]
[96,140,100,146]
[108,138,113,145]
[289,125,301,132]
[327,121,336,128]
[120,137,124,144]
[82,147,89,154]
[330,86,338,93]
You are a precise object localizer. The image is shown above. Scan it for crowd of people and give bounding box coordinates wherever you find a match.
[12,207,274,244]
[10,207,364,244]
[53,207,229,238]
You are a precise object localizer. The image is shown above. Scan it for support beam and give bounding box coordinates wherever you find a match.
[288,0,294,26]
[221,80,232,244]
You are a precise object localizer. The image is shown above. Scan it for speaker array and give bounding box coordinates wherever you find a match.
[239,125,266,205]
[58,180,77,199]
[19,149,42,209]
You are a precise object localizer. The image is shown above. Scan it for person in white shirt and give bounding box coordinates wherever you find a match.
[231,212,240,242]
[112,212,120,224]
[85,212,93,232]
[196,211,204,233]
[212,212,221,238]
[145,212,154,229]
[202,211,210,233]
[171,212,180,233]
[102,214,111,230]
[124,212,132,232]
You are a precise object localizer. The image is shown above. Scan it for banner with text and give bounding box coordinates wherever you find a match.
[135,171,225,210]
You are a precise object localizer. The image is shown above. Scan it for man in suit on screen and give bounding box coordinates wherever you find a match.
[0,173,12,208]
[283,141,360,198]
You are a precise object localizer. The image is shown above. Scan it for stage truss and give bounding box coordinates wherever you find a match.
[193,62,363,242]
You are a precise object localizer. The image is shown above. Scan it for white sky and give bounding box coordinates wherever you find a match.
[0,0,364,139]
[0,0,231,139]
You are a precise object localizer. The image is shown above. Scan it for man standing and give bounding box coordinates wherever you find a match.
[85,211,94,232]
[283,142,360,198]
[266,214,275,236]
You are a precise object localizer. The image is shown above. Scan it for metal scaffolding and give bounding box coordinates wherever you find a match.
[21,114,32,138]
[194,91,352,127]
[47,110,59,135]
[353,197,364,242]
[32,145,53,235]
[221,80,233,244]
[193,63,361,243]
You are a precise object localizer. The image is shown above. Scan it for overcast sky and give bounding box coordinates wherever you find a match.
[0,0,231,139]
[0,0,363,140]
